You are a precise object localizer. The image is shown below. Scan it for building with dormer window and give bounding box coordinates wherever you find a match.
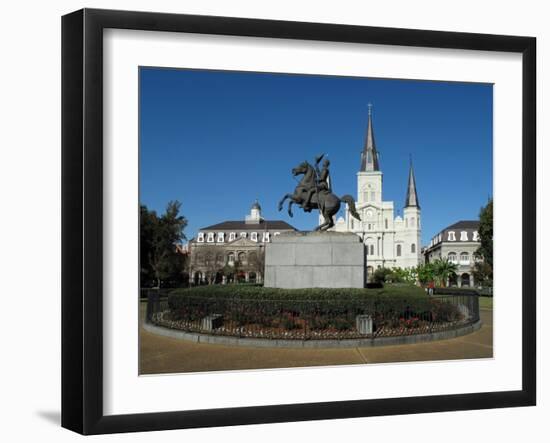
[423,220,481,287]
[329,105,422,280]
[189,201,296,284]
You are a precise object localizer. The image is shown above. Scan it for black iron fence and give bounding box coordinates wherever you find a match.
[144,291,480,341]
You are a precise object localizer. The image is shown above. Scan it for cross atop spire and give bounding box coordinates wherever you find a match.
[360,104,380,172]
[405,160,420,209]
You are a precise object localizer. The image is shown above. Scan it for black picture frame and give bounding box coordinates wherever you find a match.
[62,8,536,435]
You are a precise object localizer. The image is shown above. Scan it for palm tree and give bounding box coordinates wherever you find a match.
[432,258,458,287]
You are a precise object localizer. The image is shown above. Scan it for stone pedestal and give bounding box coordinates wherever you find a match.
[356,315,373,334]
[201,314,224,331]
[264,231,365,289]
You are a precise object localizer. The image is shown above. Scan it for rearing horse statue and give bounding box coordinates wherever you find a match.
[278,160,361,231]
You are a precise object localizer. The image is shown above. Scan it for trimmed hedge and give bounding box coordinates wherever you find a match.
[169,283,426,300]
[164,284,461,330]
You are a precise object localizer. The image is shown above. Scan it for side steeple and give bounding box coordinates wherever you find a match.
[405,159,420,209]
[360,104,380,172]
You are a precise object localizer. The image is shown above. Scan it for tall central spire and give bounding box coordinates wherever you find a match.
[405,159,420,209]
[360,104,380,172]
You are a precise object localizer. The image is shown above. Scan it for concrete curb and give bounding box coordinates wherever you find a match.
[143,320,482,349]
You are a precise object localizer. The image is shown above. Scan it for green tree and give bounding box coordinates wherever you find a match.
[373,267,393,283]
[390,267,417,284]
[477,198,493,267]
[140,204,156,287]
[475,198,493,285]
[472,260,492,288]
[222,259,243,284]
[140,201,188,288]
[416,262,436,286]
[248,248,266,282]
[373,266,417,284]
[432,258,458,287]
[200,245,224,285]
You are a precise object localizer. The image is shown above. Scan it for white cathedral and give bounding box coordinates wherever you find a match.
[327,106,422,278]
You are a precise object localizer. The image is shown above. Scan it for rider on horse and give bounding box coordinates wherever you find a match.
[302,154,332,211]
[278,155,360,231]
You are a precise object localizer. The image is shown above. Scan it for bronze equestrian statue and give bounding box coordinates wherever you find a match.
[278,154,361,231]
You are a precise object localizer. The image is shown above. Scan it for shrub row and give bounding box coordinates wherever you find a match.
[166,284,462,328]
[169,283,426,301]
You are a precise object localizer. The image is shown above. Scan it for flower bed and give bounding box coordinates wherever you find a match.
[147,285,473,341]
[151,310,467,340]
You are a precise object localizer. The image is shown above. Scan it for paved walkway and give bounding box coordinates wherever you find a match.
[140,309,492,374]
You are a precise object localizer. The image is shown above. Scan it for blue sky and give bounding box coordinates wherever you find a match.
[139,67,493,246]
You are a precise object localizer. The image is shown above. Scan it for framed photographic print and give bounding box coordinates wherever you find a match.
[62,8,536,435]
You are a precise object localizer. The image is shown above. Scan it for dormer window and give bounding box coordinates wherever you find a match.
[473,231,480,241]
[240,232,247,238]
[229,232,236,241]
[274,232,280,236]
[197,232,205,243]
[460,231,468,241]
[251,232,258,242]
[447,231,456,241]
[217,232,225,243]
[206,232,215,243]
[262,232,271,243]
